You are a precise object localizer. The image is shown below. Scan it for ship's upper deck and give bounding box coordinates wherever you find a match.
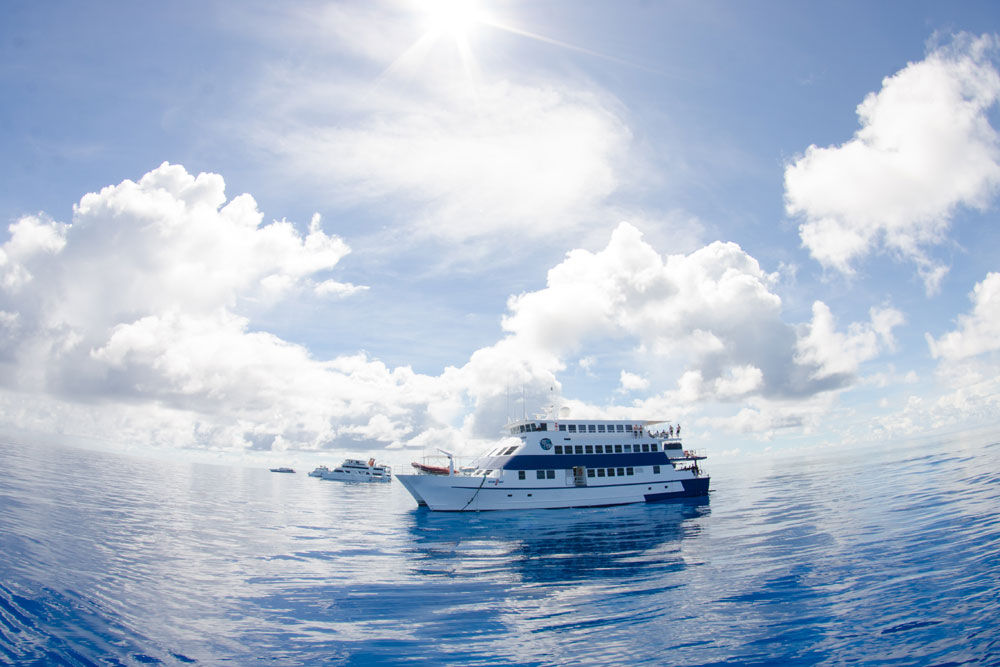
[506,418,672,437]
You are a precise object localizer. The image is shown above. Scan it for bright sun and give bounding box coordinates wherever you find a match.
[419,0,483,37]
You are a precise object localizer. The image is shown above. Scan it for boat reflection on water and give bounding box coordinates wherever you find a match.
[404,497,711,584]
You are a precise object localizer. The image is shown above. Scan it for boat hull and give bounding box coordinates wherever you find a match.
[396,473,708,511]
[320,471,391,483]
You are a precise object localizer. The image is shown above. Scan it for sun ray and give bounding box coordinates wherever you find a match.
[480,17,663,74]
[370,0,656,97]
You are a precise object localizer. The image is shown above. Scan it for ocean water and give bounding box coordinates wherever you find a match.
[1,436,998,666]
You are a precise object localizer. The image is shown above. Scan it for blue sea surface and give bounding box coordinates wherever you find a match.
[1,435,998,665]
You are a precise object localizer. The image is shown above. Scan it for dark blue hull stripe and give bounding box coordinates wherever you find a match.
[503,452,671,470]
[427,478,710,511]
[643,477,710,501]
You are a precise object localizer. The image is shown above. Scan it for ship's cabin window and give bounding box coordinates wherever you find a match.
[597,468,606,477]
[536,470,545,479]
[651,443,658,452]
[607,468,616,477]
[558,424,566,431]
[653,465,661,474]
[588,425,596,433]
[575,445,583,454]
[641,443,649,452]
[595,445,603,454]
[547,470,555,479]
[617,468,625,476]
[587,468,595,477]
[615,425,623,432]
[627,467,634,475]
[568,424,577,433]
[585,445,593,454]
[614,444,623,453]
[622,444,630,453]
[597,424,606,433]
[518,471,526,480]
[554,445,563,454]
[665,442,682,450]
[539,422,548,431]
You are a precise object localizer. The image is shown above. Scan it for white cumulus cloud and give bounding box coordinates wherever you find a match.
[926,271,1000,360]
[0,164,451,452]
[795,302,904,381]
[618,370,649,393]
[463,222,899,418]
[0,169,909,454]
[785,34,1000,294]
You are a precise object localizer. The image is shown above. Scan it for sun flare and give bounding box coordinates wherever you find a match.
[419,0,483,37]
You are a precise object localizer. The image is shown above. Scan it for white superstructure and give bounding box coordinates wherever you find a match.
[396,418,708,511]
[319,459,392,483]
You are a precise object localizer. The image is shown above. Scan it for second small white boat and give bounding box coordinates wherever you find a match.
[320,458,392,483]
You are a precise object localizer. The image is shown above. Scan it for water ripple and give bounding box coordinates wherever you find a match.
[0,437,998,664]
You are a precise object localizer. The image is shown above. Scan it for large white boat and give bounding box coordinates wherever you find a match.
[319,458,392,483]
[396,418,708,511]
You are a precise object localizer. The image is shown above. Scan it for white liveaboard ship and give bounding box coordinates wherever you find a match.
[317,459,392,483]
[396,418,708,511]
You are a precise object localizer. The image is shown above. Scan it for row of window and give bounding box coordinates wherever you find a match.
[513,422,549,433]
[588,466,662,477]
[511,422,649,434]
[592,467,633,477]
[514,466,664,480]
[555,443,659,455]
[485,440,683,460]
[560,423,638,434]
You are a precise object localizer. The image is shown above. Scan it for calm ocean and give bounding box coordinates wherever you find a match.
[1,435,998,665]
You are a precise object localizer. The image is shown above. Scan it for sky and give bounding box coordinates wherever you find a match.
[2,0,1000,465]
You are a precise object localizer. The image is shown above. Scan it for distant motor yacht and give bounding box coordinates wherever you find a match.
[320,459,392,483]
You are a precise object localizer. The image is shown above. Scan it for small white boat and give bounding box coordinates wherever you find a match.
[308,465,331,478]
[269,467,295,473]
[320,458,392,483]
[396,417,708,511]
